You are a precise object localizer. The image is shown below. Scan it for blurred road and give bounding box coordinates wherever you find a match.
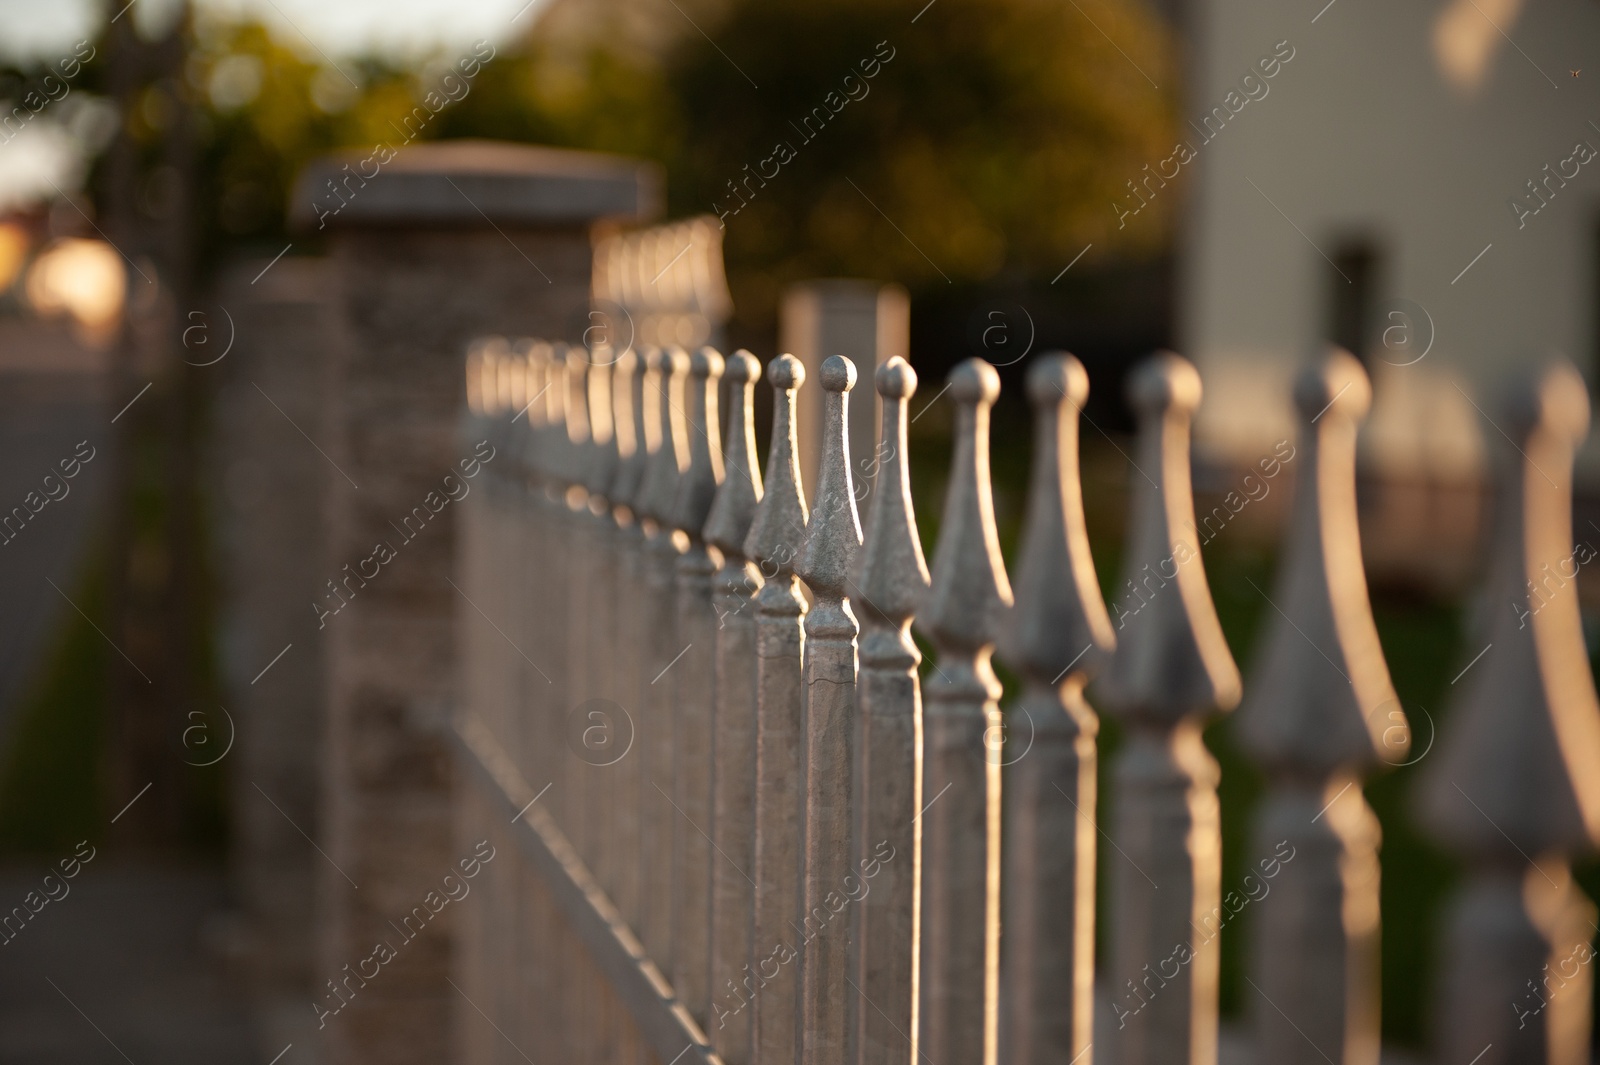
[0,864,260,1064]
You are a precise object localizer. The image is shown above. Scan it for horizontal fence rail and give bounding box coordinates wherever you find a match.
[454,335,1600,1065]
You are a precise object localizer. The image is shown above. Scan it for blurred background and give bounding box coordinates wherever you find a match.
[0,0,1594,1061]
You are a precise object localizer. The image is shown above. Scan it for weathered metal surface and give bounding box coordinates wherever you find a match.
[997,353,1114,1065]
[454,711,728,1065]
[917,358,1011,1065]
[796,355,865,1065]
[672,348,726,1027]
[639,347,689,980]
[1234,351,1399,1065]
[1417,361,1600,1065]
[850,356,929,1065]
[1097,352,1240,1065]
[705,351,764,1063]
[747,355,810,1065]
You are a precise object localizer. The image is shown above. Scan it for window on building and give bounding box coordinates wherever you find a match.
[1327,241,1380,363]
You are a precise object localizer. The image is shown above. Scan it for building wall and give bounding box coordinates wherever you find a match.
[1178,0,1600,474]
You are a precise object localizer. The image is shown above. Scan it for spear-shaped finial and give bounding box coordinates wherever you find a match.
[608,348,643,515]
[1101,352,1240,719]
[796,354,864,1065]
[524,340,556,476]
[852,355,931,1065]
[1418,361,1600,1065]
[919,357,1012,1065]
[1098,351,1238,1065]
[585,345,616,507]
[636,347,688,528]
[562,343,592,496]
[999,352,1113,1065]
[921,359,1013,659]
[747,353,811,1065]
[464,336,500,416]
[797,355,863,600]
[672,346,727,539]
[1005,353,1115,683]
[855,357,930,635]
[746,355,810,581]
[704,351,764,557]
[540,342,569,493]
[1234,350,1399,1065]
[1238,352,1399,769]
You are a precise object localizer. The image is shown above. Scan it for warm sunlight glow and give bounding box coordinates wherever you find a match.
[1433,0,1525,94]
[0,222,27,291]
[25,237,125,344]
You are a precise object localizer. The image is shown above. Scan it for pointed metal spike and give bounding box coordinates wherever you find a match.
[464,336,494,416]
[745,355,810,575]
[1234,349,1398,1065]
[1419,360,1600,855]
[704,350,764,555]
[563,342,591,463]
[855,356,931,629]
[918,356,1010,1065]
[672,346,726,539]
[1004,352,1114,683]
[796,355,863,597]
[518,338,547,429]
[997,351,1110,1065]
[517,339,548,480]
[1237,349,1399,773]
[1099,351,1241,721]
[541,342,569,491]
[1418,359,1600,1065]
[1098,350,1237,1065]
[585,346,616,505]
[851,354,930,1065]
[636,347,688,527]
[608,348,643,512]
[922,357,1014,653]
[633,345,663,501]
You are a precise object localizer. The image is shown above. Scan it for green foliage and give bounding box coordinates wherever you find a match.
[0,557,109,853]
[191,0,1176,329]
[655,0,1176,324]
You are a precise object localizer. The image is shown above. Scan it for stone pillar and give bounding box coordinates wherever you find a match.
[779,280,909,504]
[214,256,335,1054]
[290,140,658,1065]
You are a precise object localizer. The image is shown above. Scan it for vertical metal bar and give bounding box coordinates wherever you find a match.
[850,357,929,1065]
[607,348,648,1064]
[748,356,810,1065]
[670,348,725,1028]
[706,352,765,1061]
[796,356,864,1065]
[917,359,1010,1065]
[609,348,647,935]
[638,348,689,980]
[1098,353,1240,1065]
[998,355,1113,1065]
[1417,361,1600,1065]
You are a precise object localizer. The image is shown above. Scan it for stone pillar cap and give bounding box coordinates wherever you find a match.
[290,138,662,231]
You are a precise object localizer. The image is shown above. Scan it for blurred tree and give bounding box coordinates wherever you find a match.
[647,0,1177,326]
[187,0,1176,330]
